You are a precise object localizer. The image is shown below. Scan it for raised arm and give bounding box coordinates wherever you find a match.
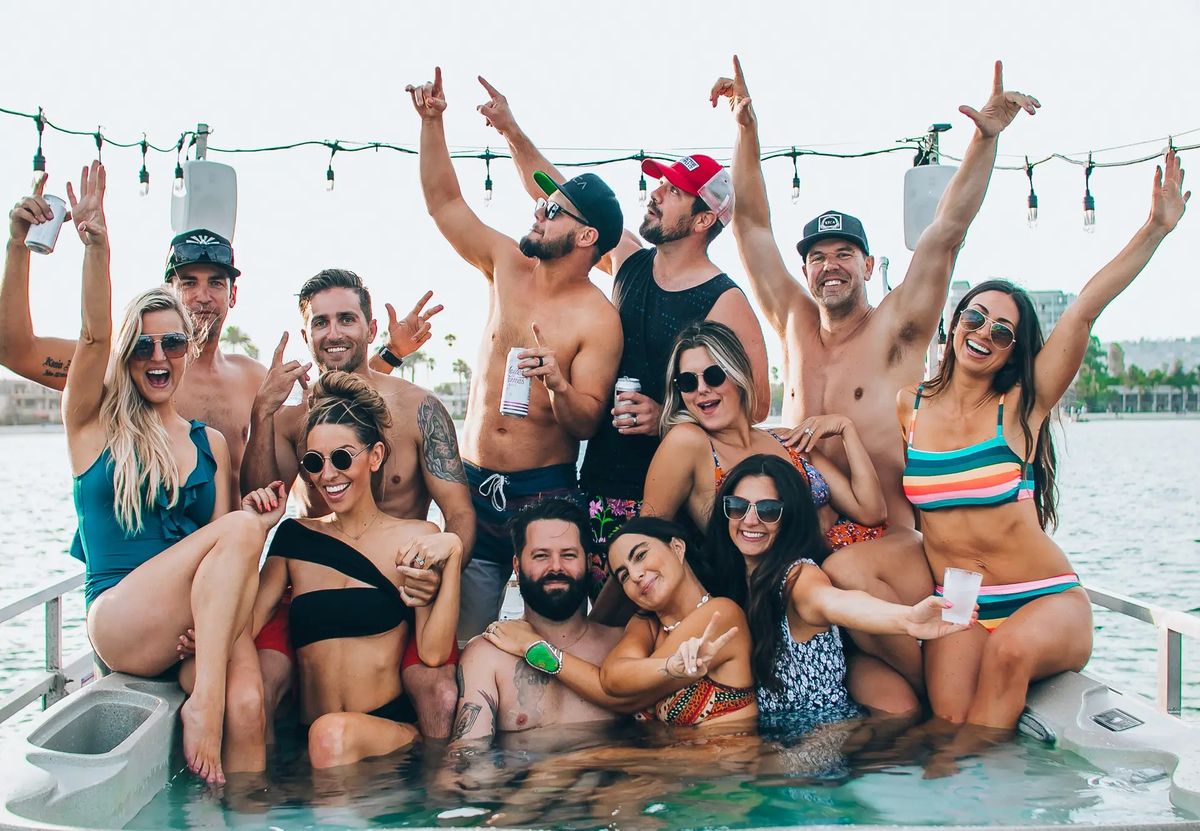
[416,393,477,561]
[476,76,641,276]
[449,640,502,744]
[61,162,111,433]
[519,318,620,441]
[1035,150,1189,411]
[2,176,78,391]
[783,415,886,526]
[241,332,307,496]
[407,67,515,279]
[886,61,1039,338]
[715,56,812,336]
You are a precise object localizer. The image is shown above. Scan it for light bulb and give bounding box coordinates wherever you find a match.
[484,176,493,205]
[638,175,647,205]
[173,163,185,195]
[1083,193,1096,233]
[1027,193,1038,228]
[138,168,150,197]
[325,166,335,192]
[791,175,801,204]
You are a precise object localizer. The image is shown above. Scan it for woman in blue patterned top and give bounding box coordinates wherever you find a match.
[704,455,969,719]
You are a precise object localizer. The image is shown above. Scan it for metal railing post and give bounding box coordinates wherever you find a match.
[44,595,65,708]
[1158,626,1183,717]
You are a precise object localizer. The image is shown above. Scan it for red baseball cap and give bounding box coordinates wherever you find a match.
[641,154,734,226]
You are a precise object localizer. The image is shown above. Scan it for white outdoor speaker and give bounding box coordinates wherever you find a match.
[171,159,238,241]
[903,164,957,251]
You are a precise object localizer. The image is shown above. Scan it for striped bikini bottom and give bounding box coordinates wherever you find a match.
[935,573,1082,632]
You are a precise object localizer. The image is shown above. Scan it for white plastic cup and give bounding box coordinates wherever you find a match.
[941,568,983,625]
[25,195,68,255]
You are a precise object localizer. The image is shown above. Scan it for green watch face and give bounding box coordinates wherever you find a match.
[525,641,561,674]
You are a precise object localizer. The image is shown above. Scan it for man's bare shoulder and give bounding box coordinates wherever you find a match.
[460,634,516,674]
[589,622,626,649]
[368,370,430,404]
[221,351,267,380]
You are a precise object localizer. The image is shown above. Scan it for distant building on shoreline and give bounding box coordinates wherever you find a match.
[0,379,62,425]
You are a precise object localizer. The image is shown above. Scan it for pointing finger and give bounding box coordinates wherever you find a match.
[531,321,544,348]
[385,302,399,325]
[272,332,288,366]
[992,59,1003,95]
[433,66,443,93]
[733,54,745,85]
[698,610,721,644]
[478,75,500,97]
[32,171,47,198]
[410,290,434,315]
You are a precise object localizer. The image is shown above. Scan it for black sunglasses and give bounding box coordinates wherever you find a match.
[722,496,785,524]
[168,240,235,269]
[131,332,190,361]
[959,308,1016,349]
[674,364,727,393]
[535,197,591,227]
[301,446,368,475]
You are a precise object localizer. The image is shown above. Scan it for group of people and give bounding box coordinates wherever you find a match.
[0,57,1189,787]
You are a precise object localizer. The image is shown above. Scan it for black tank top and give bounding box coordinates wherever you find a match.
[580,247,739,500]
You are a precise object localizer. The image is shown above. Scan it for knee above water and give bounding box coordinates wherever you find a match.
[225,682,266,733]
[981,630,1036,679]
[308,713,352,767]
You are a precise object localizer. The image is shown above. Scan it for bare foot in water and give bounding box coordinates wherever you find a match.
[181,695,226,784]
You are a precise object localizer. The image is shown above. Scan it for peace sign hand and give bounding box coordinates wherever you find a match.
[405,67,447,120]
[959,61,1040,140]
[477,75,517,136]
[709,55,754,127]
[664,611,739,679]
[518,322,566,393]
[383,291,443,359]
[253,332,312,420]
[1148,148,1190,234]
[65,162,107,248]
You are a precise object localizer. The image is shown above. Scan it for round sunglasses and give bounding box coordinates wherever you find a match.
[131,332,190,362]
[301,445,369,475]
[674,364,727,393]
[959,308,1016,349]
[722,496,785,524]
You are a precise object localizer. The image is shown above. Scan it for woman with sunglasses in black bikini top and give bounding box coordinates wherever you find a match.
[641,321,886,548]
[251,371,462,768]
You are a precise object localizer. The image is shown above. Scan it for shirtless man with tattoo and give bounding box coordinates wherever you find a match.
[450,499,636,744]
[241,268,475,738]
[713,58,1039,690]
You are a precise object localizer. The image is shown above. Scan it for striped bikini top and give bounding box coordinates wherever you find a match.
[902,386,1034,511]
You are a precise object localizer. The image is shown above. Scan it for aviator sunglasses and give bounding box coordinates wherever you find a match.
[130,332,190,361]
[534,197,591,227]
[674,364,727,393]
[722,496,785,524]
[301,446,369,475]
[959,307,1016,349]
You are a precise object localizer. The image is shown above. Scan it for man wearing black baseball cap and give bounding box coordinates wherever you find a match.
[474,76,769,588]
[715,56,1040,700]
[406,67,623,641]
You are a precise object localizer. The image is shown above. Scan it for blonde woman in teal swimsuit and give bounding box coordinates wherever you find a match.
[897,150,1189,729]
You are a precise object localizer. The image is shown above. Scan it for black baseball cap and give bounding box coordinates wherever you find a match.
[532,171,624,256]
[796,210,870,259]
[164,229,241,280]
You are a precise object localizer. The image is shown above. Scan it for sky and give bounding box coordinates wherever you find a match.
[2,0,1198,385]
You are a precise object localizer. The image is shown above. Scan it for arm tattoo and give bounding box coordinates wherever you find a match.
[417,395,468,485]
[451,703,482,741]
[41,356,69,378]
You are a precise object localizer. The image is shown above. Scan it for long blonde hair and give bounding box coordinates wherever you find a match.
[659,321,756,436]
[101,288,198,534]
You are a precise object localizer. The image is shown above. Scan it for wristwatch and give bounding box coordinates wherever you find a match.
[375,344,404,369]
[524,640,564,675]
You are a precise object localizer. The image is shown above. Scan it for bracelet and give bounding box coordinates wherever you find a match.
[375,344,404,369]
[524,640,563,675]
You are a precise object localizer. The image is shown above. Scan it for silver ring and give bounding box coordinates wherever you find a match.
[803,428,813,435]
[633,415,638,426]
[415,558,426,567]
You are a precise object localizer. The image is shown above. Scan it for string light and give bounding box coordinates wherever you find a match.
[482,148,493,205]
[172,134,186,195]
[790,148,800,204]
[1025,156,1038,228]
[325,142,338,192]
[93,128,103,164]
[138,136,150,196]
[635,150,648,205]
[1083,153,1096,233]
[32,108,45,174]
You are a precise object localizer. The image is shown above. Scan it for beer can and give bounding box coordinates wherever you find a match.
[614,376,640,423]
[499,347,531,418]
[25,195,68,255]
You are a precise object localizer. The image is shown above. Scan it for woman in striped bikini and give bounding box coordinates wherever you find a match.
[898,150,1189,729]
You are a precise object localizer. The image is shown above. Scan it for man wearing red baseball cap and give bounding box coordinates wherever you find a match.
[475,78,769,589]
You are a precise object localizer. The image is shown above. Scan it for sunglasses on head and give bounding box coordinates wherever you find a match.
[301,446,368,475]
[674,364,727,393]
[959,307,1016,349]
[168,241,235,269]
[131,332,190,361]
[535,197,591,227]
[722,496,785,524]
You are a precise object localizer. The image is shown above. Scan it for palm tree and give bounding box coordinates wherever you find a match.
[220,325,259,360]
[452,358,472,388]
[444,333,457,349]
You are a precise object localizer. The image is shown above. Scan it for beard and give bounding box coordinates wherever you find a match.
[518,570,589,622]
[315,340,367,374]
[519,230,576,261]
[639,212,691,245]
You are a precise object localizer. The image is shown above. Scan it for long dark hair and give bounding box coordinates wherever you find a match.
[608,516,745,606]
[704,455,829,690]
[923,279,1059,530]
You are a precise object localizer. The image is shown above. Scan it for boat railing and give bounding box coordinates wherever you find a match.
[0,571,93,725]
[0,574,1196,725]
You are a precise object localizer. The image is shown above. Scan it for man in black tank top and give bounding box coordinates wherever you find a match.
[476,79,770,576]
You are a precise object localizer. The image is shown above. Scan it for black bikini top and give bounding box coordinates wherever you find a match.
[266,518,414,650]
